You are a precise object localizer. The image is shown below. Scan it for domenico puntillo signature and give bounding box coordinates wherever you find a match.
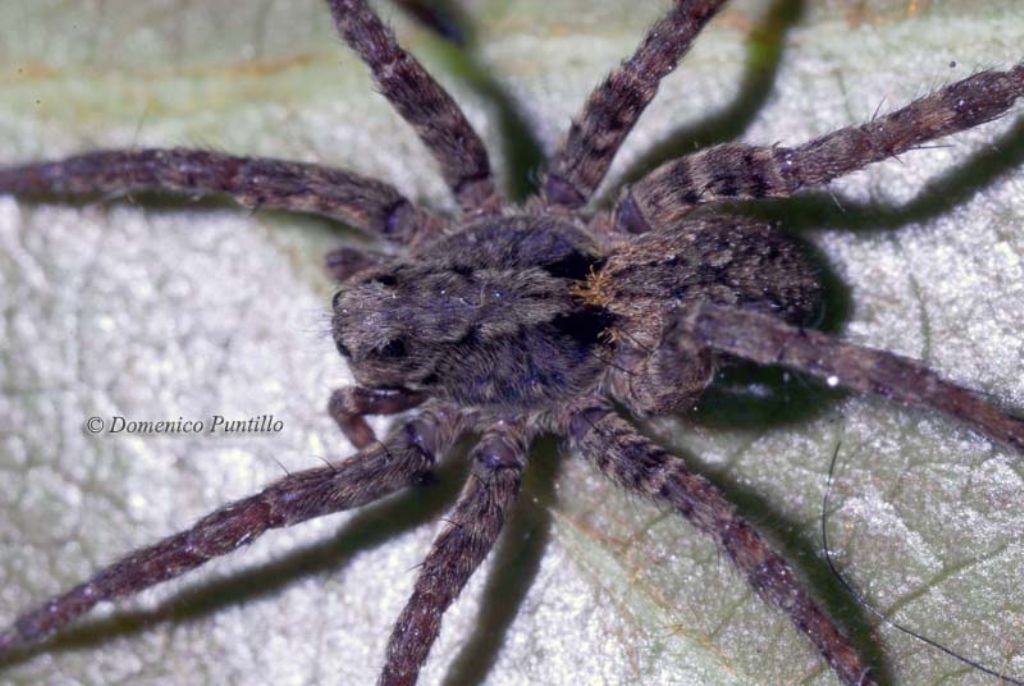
[84,414,284,435]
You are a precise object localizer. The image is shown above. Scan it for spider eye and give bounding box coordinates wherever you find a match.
[334,338,352,358]
[379,339,407,359]
[372,273,399,287]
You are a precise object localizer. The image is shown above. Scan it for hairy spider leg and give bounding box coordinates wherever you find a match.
[328,385,428,448]
[0,404,469,659]
[0,148,446,247]
[328,0,499,213]
[564,401,876,686]
[543,0,729,209]
[380,418,530,686]
[685,303,1024,450]
[614,64,1024,233]
[326,246,391,282]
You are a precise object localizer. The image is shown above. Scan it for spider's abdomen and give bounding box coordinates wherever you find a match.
[331,215,614,409]
[594,214,822,330]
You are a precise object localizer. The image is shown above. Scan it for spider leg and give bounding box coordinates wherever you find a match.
[327,0,498,214]
[0,404,469,660]
[380,417,530,686]
[685,303,1024,450]
[325,245,388,282]
[0,148,445,247]
[328,385,427,448]
[543,0,729,209]
[563,400,875,686]
[615,63,1024,233]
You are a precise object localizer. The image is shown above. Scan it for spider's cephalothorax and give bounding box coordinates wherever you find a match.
[332,215,612,407]
[2,1,1022,685]
[333,212,822,418]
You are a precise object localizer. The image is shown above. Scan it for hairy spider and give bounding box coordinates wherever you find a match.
[1,1,1023,684]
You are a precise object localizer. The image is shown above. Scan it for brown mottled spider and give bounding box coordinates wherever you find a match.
[1,0,1023,684]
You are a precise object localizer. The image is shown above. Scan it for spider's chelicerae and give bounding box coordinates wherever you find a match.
[1,1,1023,684]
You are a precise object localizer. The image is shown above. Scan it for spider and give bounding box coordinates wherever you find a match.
[1,0,1022,684]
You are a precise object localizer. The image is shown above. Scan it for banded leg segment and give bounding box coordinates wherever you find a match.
[615,63,1024,233]
[0,148,444,246]
[0,404,468,658]
[380,418,530,686]
[564,402,874,686]
[328,0,497,213]
[543,0,728,208]
[684,303,1024,450]
[325,246,387,282]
